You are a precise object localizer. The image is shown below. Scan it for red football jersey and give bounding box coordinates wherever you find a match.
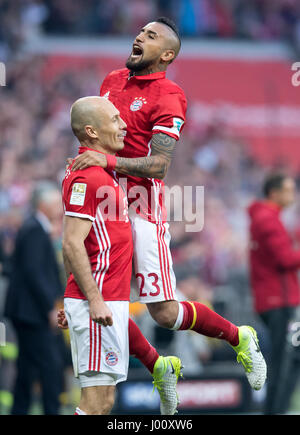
[100,69,187,223]
[62,147,133,301]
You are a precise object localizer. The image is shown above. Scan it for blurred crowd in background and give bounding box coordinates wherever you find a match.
[1,0,300,59]
[1,0,300,414]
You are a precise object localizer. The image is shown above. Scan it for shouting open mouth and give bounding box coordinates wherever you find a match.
[130,43,143,61]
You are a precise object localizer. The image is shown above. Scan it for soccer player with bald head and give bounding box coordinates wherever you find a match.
[62,96,183,415]
[62,96,130,415]
[71,18,267,409]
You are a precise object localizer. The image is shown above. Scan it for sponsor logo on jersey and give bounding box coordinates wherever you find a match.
[130,97,147,111]
[105,351,119,366]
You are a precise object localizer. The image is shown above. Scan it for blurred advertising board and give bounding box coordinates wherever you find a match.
[114,374,252,414]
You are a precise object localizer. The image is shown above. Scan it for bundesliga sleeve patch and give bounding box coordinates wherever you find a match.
[153,117,184,137]
[70,183,87,206]
[173,117,184,132]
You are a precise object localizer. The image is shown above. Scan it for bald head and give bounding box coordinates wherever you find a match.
[70,96,127,153]
[71,96,112,141]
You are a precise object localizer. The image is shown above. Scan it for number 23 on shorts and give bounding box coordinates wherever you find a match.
[136,272,160,297]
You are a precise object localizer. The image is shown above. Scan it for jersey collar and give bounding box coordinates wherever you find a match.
[78,146,107,155]
[128,70,166,81]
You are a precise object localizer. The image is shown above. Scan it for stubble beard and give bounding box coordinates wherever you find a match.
[125,56,154,73]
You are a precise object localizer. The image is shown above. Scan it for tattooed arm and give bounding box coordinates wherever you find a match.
[115,133,176,179]
[70,133,176,179]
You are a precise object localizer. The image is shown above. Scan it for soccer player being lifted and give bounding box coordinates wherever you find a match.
[71,17,267,408]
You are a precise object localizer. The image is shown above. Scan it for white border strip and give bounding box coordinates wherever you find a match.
[152,125,180,138]
[65,211,95,221]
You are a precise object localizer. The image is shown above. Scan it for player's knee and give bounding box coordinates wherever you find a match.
[87,404,102,415]
[82,396,114,415]
[100,387,115,414]
[147,301,178,329]
[102,396,115,415]
[157,312,175,329]
[80,385,115,415]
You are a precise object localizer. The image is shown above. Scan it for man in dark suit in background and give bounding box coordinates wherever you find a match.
[4,181,65,415]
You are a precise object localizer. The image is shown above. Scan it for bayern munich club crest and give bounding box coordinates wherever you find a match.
[130,97,147,111]
[105,351,119,366]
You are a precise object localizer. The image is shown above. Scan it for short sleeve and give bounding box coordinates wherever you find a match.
[151,92,187,140]
[64,172,101,222]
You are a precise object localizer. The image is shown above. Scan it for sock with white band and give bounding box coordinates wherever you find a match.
[171,300,239,346]
[171,301,184,330]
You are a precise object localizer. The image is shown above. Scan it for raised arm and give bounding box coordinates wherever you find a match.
[62,215,113,326]
[70,132,176,180]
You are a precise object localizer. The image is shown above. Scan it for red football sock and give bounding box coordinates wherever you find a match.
[178,301,239,346]
[128,318,159,373]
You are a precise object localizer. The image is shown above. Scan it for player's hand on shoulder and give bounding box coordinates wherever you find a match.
[66,157,73,169]
[72,151,107,171]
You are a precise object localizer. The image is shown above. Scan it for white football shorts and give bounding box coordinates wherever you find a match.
[64,298,129,388]
[129,214,177,304]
